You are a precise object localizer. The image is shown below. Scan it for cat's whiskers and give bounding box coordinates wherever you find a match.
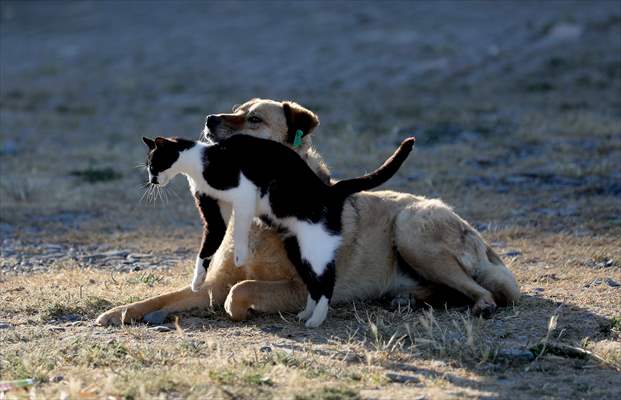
[163,185,181,201]
[141,183,154,205]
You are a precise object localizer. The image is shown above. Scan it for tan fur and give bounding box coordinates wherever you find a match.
[96,99,520,326]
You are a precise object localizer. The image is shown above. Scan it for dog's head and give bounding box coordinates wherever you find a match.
[201,98,320,152]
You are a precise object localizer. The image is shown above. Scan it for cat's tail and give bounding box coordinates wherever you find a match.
[332,137,415,197]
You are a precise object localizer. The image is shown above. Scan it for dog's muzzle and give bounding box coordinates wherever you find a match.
[206,115,221,131]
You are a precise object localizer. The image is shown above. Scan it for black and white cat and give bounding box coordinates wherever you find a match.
[142,134,415,327]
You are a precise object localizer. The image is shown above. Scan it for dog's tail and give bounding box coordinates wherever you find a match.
[332,137,415,197]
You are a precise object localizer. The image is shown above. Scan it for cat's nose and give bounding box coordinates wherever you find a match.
[206,115,221,131]
[150,176,158,185]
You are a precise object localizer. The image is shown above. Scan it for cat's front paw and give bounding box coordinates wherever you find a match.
[191,257,207,292]
[234,246,249,267]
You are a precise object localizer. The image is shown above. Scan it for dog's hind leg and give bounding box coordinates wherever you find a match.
[393,201,506,316]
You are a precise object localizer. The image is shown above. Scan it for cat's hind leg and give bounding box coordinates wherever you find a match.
[283,234,337,327]
[297,294,317,320]
[304,260,336,328]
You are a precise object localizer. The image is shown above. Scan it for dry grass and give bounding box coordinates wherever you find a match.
[2,2,621,398]
[1,230,620,399]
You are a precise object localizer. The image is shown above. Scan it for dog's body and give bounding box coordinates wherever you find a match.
[96,99,520,326]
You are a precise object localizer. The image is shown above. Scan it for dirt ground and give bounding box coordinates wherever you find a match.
[1,1,620,399]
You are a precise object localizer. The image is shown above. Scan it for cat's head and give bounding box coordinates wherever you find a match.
[142,137,195,186]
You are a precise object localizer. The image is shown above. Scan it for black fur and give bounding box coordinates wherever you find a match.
[144,137,194,178]
[196,194,226,265]
[200,134,414,226]
[283,236,336,301]
[144,134,414,322]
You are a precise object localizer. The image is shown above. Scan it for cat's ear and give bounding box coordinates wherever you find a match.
[142,137,156,150]
[282,101,320,145]
[154,137,169,148]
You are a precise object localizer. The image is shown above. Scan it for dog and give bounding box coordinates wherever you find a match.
[96,99,520,326]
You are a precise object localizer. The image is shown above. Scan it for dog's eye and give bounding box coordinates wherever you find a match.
[248,116,262,124]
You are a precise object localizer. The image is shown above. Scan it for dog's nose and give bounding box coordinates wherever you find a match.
[206,115,221,131]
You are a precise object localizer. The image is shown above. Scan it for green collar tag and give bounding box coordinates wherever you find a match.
[293,129,304,148]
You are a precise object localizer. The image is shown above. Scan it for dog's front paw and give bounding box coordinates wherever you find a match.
[234,246,249,267]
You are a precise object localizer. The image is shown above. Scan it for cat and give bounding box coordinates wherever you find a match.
[142,134,415,327]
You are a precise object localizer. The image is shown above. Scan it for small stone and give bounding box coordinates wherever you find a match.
[132,266,142,271]
[585,278,603,288]
[605,278,620,288]
[497,348,535,362]
[260,325,284,334]
[0,322,12,329]
[101,250,130,257]
[144,310,169,325]
[41,244,63,252]
[150,325,171,332]
[504,250,522,257]
[70,321,83,326]
[128,253,152,259]
[343,353,363,363]
[385,373,419,384]
[260,346,272,353]
[62,314,81,322]
[51,375,64,383]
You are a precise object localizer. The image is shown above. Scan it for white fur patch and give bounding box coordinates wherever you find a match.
[292,221,341,276]
[297,295,316,320]
[231,174,257,267]
[305,296,329,328]
[191,256,206,292]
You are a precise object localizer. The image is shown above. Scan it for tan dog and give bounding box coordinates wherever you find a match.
[96,99,519,326]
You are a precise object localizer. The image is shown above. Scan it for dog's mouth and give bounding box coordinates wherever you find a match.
[201,126,240,144]
[201,127,225,143]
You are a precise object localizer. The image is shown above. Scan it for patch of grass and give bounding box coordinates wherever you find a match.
[70,167,122,183]
[126,272,164,287]
[0,176,37,201]
[209,369,273,387]
[295,387,361,400]
[41,296,112,321]
[166,82,186,94]
[0,353,55,382]
[55,104,96,115]
[524,81,555,92]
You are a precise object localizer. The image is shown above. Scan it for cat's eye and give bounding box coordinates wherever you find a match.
[248,116,262,124]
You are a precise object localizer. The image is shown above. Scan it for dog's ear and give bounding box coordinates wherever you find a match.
[142,137,156,150]
[282,101,320,145]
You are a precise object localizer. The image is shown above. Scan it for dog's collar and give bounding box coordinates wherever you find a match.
[293,129,304,148]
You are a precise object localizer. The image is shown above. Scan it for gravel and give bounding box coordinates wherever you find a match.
[0,238,191,274]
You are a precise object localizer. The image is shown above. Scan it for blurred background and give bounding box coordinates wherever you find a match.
[1,0,620,252]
